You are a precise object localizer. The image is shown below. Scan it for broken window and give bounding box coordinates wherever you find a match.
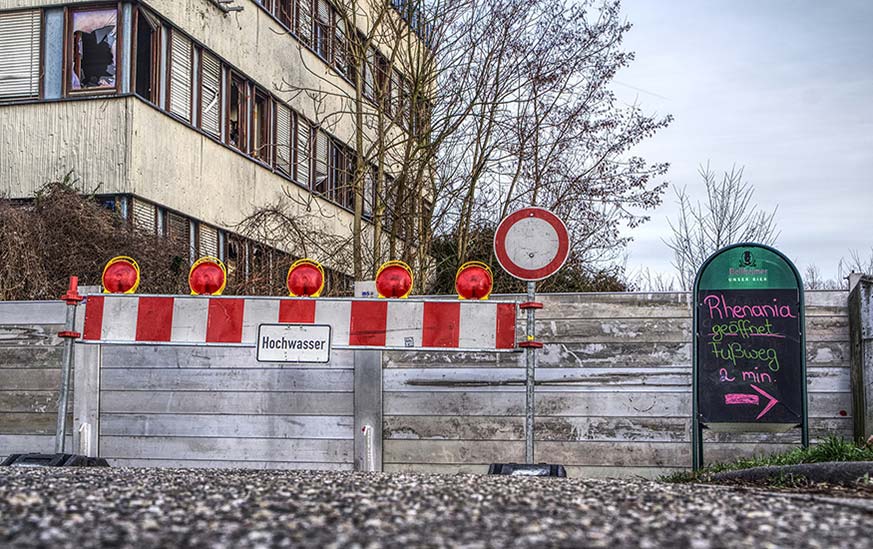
[0,10,41,100]
[227,74,247,151]
[168,30,193,121]
[134,8,159,102]
[69,8,117,92]
[252,89,270,161]
[200,51,222,138]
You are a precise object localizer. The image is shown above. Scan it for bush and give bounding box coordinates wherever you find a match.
[0,178,190,300]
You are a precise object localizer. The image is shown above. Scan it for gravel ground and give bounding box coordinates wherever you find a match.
[1,468,871,548]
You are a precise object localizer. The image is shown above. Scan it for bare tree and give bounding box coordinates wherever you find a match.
[246,0,671,291]
[666,163,779,290]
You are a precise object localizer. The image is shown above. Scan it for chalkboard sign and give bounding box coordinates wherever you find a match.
[692,243,808,469]
[697,289,803,424]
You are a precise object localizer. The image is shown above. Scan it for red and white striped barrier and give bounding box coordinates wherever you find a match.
[81,295,518,352]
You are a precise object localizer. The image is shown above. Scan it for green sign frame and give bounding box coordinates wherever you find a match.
[692,242,808,470]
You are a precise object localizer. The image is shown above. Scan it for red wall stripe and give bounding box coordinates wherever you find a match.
[495,303,517,349]
[82,295,105,340]
[349,301,388,346]
[135,297,175,342]
[278,299,317,323]
[422,302,460,347]
[206,298,245,343]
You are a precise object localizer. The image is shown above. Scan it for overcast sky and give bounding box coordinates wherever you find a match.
[615,0,872,283]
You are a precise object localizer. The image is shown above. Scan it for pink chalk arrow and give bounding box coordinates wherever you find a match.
[750,384,779,420]
[724,385,780,420]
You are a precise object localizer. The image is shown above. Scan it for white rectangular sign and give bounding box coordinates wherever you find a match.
[256,324,331,363]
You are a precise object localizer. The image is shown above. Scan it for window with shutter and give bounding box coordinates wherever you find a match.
[167,212,190,246]
[276,103,293,176]
[200,51,221,137]
[315,0,331,60]
[199,224,219,258]
[363,166,374,218]
[296,0,313,46]
[296,116,311,187]
[132,199,157,234]
[364,48,376,99]
[0,10,41,99]
[334,16,347,77]
[168,31,193,121]
[313,129,330,195]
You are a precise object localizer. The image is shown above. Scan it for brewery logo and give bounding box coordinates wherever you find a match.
[728,249,768,283]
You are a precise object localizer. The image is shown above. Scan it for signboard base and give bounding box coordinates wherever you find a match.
[488,463,567,477]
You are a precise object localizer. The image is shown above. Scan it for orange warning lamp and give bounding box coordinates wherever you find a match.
[455,261,493,300]
[188,256,227,296]
[102,256,141,294]
[375,260,413,298]
[287,259,325,297]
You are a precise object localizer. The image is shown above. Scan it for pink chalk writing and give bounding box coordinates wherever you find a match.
[725,394,759,405]
[703,294,797,320]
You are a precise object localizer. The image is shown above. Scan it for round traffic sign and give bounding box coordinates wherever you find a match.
[494,207,569,281]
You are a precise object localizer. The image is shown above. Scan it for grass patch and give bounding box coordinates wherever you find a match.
[661,436,873,484]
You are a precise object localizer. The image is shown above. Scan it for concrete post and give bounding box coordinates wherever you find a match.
[848,275,873,442]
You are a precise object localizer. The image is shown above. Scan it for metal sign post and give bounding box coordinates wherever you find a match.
[493,207,570,473]
[523,281,539,462]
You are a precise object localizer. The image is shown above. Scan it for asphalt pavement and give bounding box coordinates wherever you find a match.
[1,467,871,548]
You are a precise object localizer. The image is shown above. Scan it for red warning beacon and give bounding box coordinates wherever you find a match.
[188,257,227,296]
[286,259,325,297]
[102,256,141,294]
[455,261,493,300]
[375,260,413,298]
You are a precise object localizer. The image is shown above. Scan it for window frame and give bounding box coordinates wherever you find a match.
[131,7,160,104]
[226,71,249,152]
[251,87,272,163]
[64,3,122,97]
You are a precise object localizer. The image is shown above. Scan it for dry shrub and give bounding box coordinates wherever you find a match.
[0,179,190,300]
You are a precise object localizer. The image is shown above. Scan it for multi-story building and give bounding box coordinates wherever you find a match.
[0,0,428,289]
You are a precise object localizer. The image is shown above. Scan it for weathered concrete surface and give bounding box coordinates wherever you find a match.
[0,468,870,548]
[712,461,873,485]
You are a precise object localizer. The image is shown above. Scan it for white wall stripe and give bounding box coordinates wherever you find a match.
[171,298,210,343]
[242,299,281,342]
[386,300,423,348]
[314,301,352,345]
[459,302,497,349]
[101,297,139,342]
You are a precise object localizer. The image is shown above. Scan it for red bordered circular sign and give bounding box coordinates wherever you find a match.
[494,207,570,281]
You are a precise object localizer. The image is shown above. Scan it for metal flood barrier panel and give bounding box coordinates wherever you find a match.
[1,291,854,476]
[0,301,70,462]
[381,291,854,478]
[73,294,518,470]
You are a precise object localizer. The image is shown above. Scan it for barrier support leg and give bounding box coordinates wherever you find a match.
[354,350,383,472]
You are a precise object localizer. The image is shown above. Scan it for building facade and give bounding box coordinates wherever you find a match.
[0,0,425,287]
